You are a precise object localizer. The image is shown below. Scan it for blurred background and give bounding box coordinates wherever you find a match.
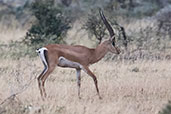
[0,1,171,114]
[0,0,171,59]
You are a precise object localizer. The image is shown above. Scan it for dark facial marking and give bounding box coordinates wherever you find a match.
[112,41,115,46]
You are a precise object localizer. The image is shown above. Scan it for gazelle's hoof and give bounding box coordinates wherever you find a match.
[99,96,102,100]
[78,96,81,99]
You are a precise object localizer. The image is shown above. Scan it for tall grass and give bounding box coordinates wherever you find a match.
[0,7,171,114]
[0,58,171,114]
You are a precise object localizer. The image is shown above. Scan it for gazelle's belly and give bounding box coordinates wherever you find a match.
[58,56,83,69]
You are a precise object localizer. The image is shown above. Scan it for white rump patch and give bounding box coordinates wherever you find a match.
[37,47,48,75]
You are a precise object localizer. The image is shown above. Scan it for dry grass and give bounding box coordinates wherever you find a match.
[0,57,171,114]
[0,23,27,43]
[0,21,171,114]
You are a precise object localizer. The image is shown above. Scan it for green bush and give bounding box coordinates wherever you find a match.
[82,9,128,48]
[23,0,71,49]
[159,101,171,114]
[82,9,107,44]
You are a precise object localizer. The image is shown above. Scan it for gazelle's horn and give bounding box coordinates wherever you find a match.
[99,9,115,41]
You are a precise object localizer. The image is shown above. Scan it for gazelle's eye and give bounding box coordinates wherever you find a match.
[112,41,115,46]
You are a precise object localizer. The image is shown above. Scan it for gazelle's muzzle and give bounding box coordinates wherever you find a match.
[115,47,121,54]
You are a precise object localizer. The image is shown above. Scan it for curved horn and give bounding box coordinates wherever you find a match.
[99,9,115,38]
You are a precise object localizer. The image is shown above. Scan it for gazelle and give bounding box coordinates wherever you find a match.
[36,10,120,99]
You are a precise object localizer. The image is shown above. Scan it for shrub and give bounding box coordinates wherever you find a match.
[82,9,107,44]
[23,0,71,49]
[82,9,128,48]
[156,5,171,38]
[159,101,171,114]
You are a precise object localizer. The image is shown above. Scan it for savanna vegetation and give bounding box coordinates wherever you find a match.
[0,0,171,114]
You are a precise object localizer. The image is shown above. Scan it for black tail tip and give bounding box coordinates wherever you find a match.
[36,48,40,53]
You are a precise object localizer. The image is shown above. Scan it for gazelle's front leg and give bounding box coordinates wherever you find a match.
[57,57,83,99]
[76,69,81,99]
[83,66,102,99]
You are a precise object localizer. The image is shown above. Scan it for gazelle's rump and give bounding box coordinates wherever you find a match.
[36,47,50,98]
[36,47,49,77]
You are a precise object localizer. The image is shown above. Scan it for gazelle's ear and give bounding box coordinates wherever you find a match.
[110,36,115,42]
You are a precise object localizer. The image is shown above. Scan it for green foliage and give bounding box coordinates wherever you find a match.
[156,7,171,38]
[82,9,107,44]
[82,9,128,48]
[23,0,71,49]
[105,0,161,18]
[159,101,171,114]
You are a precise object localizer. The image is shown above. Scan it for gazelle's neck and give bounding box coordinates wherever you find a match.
[90,41,109,64]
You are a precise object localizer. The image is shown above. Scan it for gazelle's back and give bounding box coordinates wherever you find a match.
[45,44,94,65]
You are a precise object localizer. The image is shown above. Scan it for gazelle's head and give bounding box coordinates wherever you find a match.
[99,10,120,54]
[107,36,120,54]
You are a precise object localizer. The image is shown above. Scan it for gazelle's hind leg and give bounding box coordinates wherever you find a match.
[38,64,56,99]
[37,66,48,99]
[41,64,56,98]
[37,48,56,99]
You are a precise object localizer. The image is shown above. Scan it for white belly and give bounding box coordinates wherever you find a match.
[58,56,83,69]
